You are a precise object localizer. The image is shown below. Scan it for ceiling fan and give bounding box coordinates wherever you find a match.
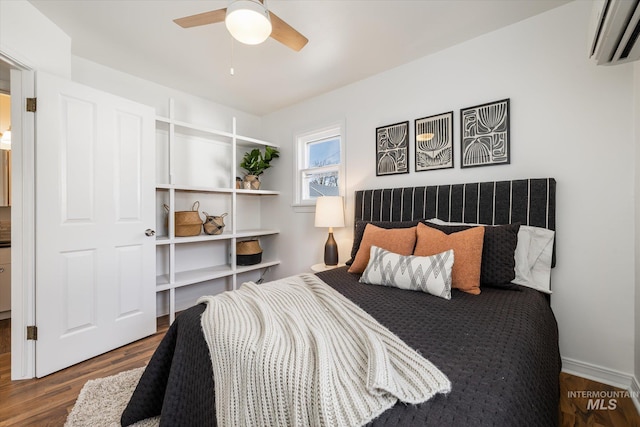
[174,0,309,52]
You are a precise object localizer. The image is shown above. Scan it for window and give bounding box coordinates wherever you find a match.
[294,122,344,206]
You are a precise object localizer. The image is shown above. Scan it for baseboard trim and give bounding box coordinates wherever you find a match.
[562,357,633,389]
[562,357,640,412]
[630,375,640,414]
[562,356,640,413]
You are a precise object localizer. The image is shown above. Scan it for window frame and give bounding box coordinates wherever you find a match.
[293,120,345,209]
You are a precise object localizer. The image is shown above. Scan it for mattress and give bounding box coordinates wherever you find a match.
[121,267,560,426]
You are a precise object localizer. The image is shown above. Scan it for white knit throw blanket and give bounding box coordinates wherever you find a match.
[197,273,451,427]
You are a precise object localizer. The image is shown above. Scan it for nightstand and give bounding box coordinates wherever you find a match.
[311,263,345,273]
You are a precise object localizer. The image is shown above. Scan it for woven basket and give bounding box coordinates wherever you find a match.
[164,201,203,237]
[203,212,227,235]
[236,239,262,266]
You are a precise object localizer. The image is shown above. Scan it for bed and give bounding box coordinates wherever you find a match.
[122,178,560,427]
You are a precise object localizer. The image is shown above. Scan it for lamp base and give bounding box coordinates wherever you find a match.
[324,232,338,266]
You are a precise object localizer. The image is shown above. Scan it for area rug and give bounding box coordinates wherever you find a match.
[65,367,160,427]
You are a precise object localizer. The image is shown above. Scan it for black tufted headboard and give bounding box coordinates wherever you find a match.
[354,178,556,265]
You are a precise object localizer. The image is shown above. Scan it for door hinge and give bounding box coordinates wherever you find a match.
[26,325,37,340]
[26,97,37,112]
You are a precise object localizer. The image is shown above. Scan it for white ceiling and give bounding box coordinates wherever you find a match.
[28,0,571,116]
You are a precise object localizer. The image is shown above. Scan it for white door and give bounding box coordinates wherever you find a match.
[35,72,156,377]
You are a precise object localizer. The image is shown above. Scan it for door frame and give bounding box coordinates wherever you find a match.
[0,51,36,380]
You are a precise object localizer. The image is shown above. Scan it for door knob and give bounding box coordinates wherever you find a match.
[145,229,156,237]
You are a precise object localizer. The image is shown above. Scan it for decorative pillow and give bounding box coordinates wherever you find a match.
[347,223,417,274]
[422,221,520,288]
[414,222,484,295]
[427,218,555,294]
[347,220,420,265]
[512,225,555,294]
[360,246,453,300]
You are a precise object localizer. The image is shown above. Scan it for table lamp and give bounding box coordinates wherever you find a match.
[314,196,345,266]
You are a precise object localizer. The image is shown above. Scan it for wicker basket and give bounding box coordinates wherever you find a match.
[236,239,262,266]
[203,212,227,235]
[164,201,203,237]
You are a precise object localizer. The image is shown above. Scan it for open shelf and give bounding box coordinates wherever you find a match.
[155,229,278,245]
[156,259,281,292]
[156,184,279,196]
[236,189,280,196]
[236,260,281,275]
[155,232,234,245]
[156,98,280,323]
[156,115,277,148]
[156,264,234,291]
[156,184,234,194]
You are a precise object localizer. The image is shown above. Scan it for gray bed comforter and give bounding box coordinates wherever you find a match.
[121,267,560,426]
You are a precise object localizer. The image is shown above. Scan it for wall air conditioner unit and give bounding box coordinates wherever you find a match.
[590,0,640,65]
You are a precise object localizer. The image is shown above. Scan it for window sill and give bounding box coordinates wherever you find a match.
[291,204,316,213]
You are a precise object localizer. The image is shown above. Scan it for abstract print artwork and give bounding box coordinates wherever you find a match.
[376,121,409,176]
[460,98,510,168]
[415,112,454,172]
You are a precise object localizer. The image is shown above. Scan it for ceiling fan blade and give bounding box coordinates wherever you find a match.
[174,9,227,28]
[269,11,308,51]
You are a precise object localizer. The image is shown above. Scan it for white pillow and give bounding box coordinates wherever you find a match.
[360,245,454,300]
[511,225,554,293]
[426,218,555,294]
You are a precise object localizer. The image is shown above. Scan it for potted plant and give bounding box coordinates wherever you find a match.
[239,146,279,190]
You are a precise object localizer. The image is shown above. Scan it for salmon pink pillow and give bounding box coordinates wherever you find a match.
[348,224,417,274]
[414,222,484,295]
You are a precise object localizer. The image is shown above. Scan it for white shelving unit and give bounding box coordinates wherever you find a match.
[156,99,280,322]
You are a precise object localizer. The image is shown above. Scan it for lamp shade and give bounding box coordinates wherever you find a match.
[225,0,272,45]
[315,196,345,228]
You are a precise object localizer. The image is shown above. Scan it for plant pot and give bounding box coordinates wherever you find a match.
[243,174,261,190]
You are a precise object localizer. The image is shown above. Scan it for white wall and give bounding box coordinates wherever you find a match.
[0,0,71,76]
[71,57,263,138]
[263,1,636,379]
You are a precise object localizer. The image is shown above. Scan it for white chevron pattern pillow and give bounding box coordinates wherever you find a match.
[360,246,454,300]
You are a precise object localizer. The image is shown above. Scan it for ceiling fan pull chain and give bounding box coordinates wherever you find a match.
[230,37,235,76]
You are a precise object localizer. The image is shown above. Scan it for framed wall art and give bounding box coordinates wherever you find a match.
[460,98,510,168]
[376,121,409,176]
[414,111,454,172]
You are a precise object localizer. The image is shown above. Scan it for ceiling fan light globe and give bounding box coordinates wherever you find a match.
[225,0,272,45]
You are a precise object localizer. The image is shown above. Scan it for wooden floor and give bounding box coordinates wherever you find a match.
[0,317,168,426]
[0,317,639,427]
[559,371,640,427]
